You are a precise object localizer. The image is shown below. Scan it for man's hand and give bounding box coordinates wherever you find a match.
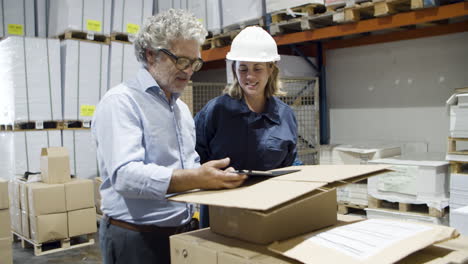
[168,158,247,193]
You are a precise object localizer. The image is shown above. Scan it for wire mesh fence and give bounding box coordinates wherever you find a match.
[181,77,319,165]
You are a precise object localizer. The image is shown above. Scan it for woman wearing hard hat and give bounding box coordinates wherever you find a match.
[194,26,300,228]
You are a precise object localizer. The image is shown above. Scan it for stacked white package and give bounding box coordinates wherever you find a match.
[319,144,344,165]
[0,37,62,125]
[156,0,188,12]
[266,0,324,13]
[366,208,449,225]
[0,133,15,180]
[61,40,109,121]
[450,172,468,210]
[333,143,401,164]
[108,41,140,89]
[48,0,112,37]
[35,0,48,37]
[368,152,450,211]
[221,0,264,29]
[14,131,62,175]
[450,205,468,235]
[62,130,98,179]
[337,182,368,205]
[446,93,468,138]
[0,0,35,37]
[188,0,222,34]
[111,0,152,37]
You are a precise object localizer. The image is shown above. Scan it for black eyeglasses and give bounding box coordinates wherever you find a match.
[158,48,204,72]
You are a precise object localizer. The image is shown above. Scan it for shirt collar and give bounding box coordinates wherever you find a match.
[136,68,181,101]
[235,96,281,124]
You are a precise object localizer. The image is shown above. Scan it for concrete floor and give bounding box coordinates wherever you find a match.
[12,232,102,264]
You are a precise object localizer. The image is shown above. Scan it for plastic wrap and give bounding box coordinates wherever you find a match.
[108,41,140,89]
[0,133,15,180]
[221,0,264,28]
[1,0,35,37]
[0,37,62,124]
[112,0,153,35]
[61,39,109,121]
[62,130,98,179]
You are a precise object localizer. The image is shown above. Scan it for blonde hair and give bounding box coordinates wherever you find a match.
[224,62,286,99]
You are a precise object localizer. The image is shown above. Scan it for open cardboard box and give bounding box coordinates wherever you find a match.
[170,165,391,244]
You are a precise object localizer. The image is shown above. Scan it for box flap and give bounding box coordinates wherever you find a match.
[269,219,459,264]
[170,165,389,211]
[170,180,326,211]
[271,165,391,183]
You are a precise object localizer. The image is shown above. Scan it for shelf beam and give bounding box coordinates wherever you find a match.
[201,2,468,62]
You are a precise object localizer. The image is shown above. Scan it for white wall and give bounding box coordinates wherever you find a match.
[327,32,468,152]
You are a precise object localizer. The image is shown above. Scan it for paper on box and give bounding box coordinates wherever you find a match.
[61,39,109,121]
[62,130,98,179]
[0,209,11,238]
[68,207,97,237]
[30,213,68,243]
[40,147,71,184]
[171,165,390,244]
[0,179,8,209]
[1,0,35,37]
[109,41,140,89]
[0,237,13,264]
[48,0,112,37]
[269,219,459,264]
[21,210,30,239]
[14,131,62,175]
[28,182,66,216]
[111,0,152,34]
[65,178,94,211]
[8,206,21,234]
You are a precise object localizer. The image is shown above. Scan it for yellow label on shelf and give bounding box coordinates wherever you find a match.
[80,105,96,117]
[126,23,140,34]
[86,20,102,32]
[7,24,24,35]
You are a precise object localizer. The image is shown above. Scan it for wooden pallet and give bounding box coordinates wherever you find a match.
[202,30,241,50]
[270,12,334,35]
[368,196,447,217]
[110,32,134,43]
[450,161,468,174]
[334,0,419,23]
[448,137,468,155]
[222,17,265,34]
[62,120,92,129]
[59,30,110,45]
[338,202,367,214]
[0,124,13,131]
[13,232,95,256]
[270,4,327,24]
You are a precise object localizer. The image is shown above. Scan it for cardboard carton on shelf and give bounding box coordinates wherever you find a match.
[40,147,71,184]
[170,165,390,244]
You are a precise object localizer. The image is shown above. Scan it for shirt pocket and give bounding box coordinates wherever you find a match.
[262,136,289,169]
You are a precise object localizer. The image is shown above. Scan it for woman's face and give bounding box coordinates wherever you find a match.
[235,61,271,99]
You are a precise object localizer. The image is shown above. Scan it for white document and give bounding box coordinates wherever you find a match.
[308,219,432,260]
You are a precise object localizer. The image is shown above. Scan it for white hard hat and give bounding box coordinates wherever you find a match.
[226,26,280,62]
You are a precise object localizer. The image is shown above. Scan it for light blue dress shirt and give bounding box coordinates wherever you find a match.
[92,68,199,226]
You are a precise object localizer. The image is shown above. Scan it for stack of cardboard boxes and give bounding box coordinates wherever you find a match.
[10,147,96,246]
[0,178,13,264]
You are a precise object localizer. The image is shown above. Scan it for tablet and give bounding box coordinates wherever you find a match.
[234,169,301,177]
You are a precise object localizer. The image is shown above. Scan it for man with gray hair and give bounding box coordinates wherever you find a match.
[92,9,247,264]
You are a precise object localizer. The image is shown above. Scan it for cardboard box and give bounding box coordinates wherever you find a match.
[30,213,68,243]
[28,182,66,216]
[8,181,20,209]
[109,41,140,88]
[18,180,28,212]
[48,0,112,37]
[65,178,94,211]
[0,209,11,238]
[0,237,13,264]
[269,218,459,264]
[171,228,300,264]
[0,179,8,209]
[171,165,390,244]
[21,210,30,239]
[94,177,103,215]
[61,39,110,121]
[1,0,35,37]
[40,147,71,184]
[68,207,97,237]
[9,206,21,235]
[14,131,62,175]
